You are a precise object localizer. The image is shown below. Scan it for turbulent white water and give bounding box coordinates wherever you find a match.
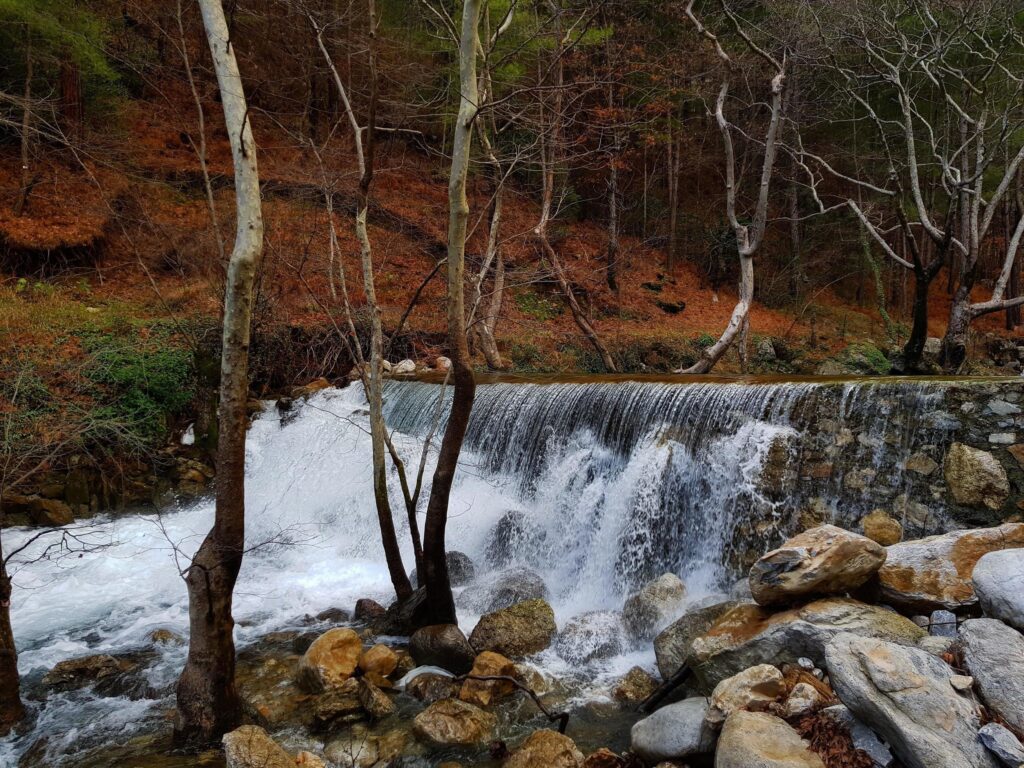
[0,377,950,765]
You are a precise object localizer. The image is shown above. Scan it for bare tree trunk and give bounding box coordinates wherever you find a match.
[469,177,506,370]
[0,564,24,735]
[175,0,263,747]
[59,59,83,142]
[13,29,32,217]
[421,0,482,626]
[667,125,680,275]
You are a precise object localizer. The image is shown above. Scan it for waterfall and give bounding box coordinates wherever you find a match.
[0,376,969,765]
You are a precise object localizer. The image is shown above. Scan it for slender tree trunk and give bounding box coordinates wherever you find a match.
[941,282,973,372]
[0,564,24,735]
[175,0,263,747]
[606,144,620,294]
[470,178,506,370]
[421,0,482,626]
[59,59,83,142]
[788,178,801,299]
[903,266,934,371]
[667,126,680,275]
[13,30,32,217]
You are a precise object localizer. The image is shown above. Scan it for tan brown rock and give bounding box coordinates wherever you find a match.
[749,525,886,606]
[405,672,460,703]
[876,523,1024,611]
[612,666,659,703]
[298,628,363,692]
[358,644,398,677]
[944,443,1009,510]
[412,698,497,748]
[706,664,786,726]
[223,725,293,768]
[582,748,626,767]
[468,598,556,658]
[715,711,825,768]
[357,678,395,719]
[459,651,517,707]
[505,729,584,768]
[861,510,903,546]
[295,752,327,768]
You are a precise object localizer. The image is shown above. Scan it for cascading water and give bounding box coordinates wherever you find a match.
[0,376,962,765]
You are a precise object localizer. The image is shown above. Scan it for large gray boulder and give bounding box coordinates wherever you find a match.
[654,597,738,680]
[689,598,925,691]
[978,724,1024,768]
[457,566,549,613]
[943,443,1009,510]
[629,697,716,763]
[749,525,886,606]
[824,633,999,768]
[971,549,1024,631]
[958,618,1024,734]
[715,711,825,768]
[622,573,687,640]
[875,523,1024,612]
[554,611,625,664]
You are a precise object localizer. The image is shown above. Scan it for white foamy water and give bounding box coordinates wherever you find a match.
[0,377,949,764]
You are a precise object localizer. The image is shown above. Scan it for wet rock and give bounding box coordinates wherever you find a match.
[485,511,547,568]
[824,633,998,768]
[359,643,398,677]
[312,678,365,728]
[706,664,786,726]
[295,751,327,768]
[375,588,430,636]
[354,598,386,623]
[357,678,395,719]
[43,653,142,696]
[457,566,549,613]
[971,548,1024,631]
[630,697,716,763]
[223,725,293,768]
[149,628,183,645]
[612,666,659,703]
[582,748,626,768]
[3,493,75,526]
[506,729,584,768]
[644,601,733,682]
[291,377,331,399]
[905,453,939,476]
[298,627,363,692]
[689,598,924,691]
[459,651,517,707]
[404,671,460,703]
[861,510,903,546]
[876,523,1024,612]
[820,704,893,768]
[943,443,1009,510]
[715,711,825,768]
[410,551,475,588]
[959,618,1024,734]
[325,727,409,768]
[622,573,687,640]
[313,607,351,624]
[412,698,497,748]
[749,525,886,606]
[555,611,625,664]
[468,598,556,658]
[979,723,1024,768]
[409,624,475,674]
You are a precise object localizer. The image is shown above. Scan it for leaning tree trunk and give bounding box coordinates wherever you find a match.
[941,282,974,373]
[421,0,482,626]
[685,251,753,373]
[175,0,263,748]
[0,564,24,735]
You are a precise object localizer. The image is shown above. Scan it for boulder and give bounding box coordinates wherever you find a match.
[958,619,1024,734]
[554,611,625,664]
[409,624,475,674]
[359,644,398,677]
[353,598,386,623]
[435,356,452,371]
[393,359,417,375]
[630,697,716,763]
[298,628,363,692]
[876,523,1024,612]
[582,749,626,768]
[978,724,1024,768]
[412,698,497,748]
[861,510,903,546]
[689,598,924,690]
[295,752,327,768]
[374,588,430,636]
[706,665,786,726]
[505,729,585,768]
[357,678,395,719]
[468,598,556,658]
[782,682,828,719]
[410,551,475,588]
[312,679,366,728]
[824,633,999,768]
[404,671,460,704]
[612,666,659,703]
[715,711,825,768]
[223,726,294,768]
[485,510,547,568]
[457,566,549,613]
[458,651,517,707]
[971,548,1024,631]
[325,728,409,768]
[43,653,140,695]
[622,573,687,640]
[944,443,1009,510]
[654,598,738,680]
[749,525,886,606]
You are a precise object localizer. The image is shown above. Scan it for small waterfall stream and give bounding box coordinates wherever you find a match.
[0,376,970,765]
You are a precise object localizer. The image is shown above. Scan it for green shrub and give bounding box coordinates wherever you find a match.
[514,291,564,321]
